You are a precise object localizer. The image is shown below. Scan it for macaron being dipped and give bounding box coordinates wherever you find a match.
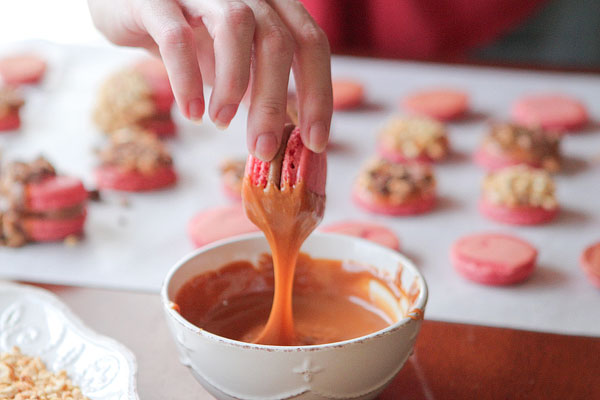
[512,94,588,132]
[321,220,400,250]
[451,233,537,285]
[402,88,469,121]
[474,123,561,172]
[95,128,177,192]
[480,165,559,225]
[0,53,47,85]
[0,157,87,245]
[353,158,436,216]
[187,205,259,248]
[0,86,24,131]
[580,242,600,289]
[332,79,365,111]
[378,116,449,163]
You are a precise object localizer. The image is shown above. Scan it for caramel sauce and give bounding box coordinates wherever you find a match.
[241,179,325,345]
[175,253,401,345]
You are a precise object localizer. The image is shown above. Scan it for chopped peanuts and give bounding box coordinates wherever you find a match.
[379,116,449,161]
[0,347,89,400]
[482,165,558,210]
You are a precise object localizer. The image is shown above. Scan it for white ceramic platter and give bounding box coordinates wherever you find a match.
[0,282,139,400]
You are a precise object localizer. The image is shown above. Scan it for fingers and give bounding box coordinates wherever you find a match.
[244,0,295,161]
[206,1,255,130]
[140,0,205,122]
[268,0,332,153]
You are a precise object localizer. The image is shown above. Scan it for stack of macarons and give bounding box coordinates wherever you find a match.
[95,128,177,192]
[0,157,88,246]
[93,58,176,137]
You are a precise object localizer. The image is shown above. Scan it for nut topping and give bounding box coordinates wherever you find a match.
[482,165,557,210]
[379,116,449,160]
[0,86,24,118]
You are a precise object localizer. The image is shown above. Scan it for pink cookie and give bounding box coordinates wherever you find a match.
[0,54,46,85]
[187,205,259,248]
[332,79,364,111]
[580,242,600,289]
[402,89,468,121]
[512,94,588,132]
[321,221,400,250]
[451,233,537,285]
[353,189,436,216]
[479,198,558,226]
[473,147,524,171]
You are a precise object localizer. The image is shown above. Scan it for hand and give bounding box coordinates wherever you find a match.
[88,0,333,160]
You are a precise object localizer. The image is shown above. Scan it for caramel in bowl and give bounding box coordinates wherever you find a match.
[161,232,428,400]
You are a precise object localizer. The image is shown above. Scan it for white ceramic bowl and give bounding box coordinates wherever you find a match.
[161,233,428,400]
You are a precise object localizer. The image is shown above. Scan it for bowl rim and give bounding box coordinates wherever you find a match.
[160,232,428,351]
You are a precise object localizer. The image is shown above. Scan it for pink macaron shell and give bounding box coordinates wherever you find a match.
[0,112,20,131]
[321,221,400,250]
[96,165,177,192]
[377,142,435,164]
[451,233,537,285]
[473,147,537,171]
[332,80,364,110]
[0,54,47,85]
[479,198,559,225]
[511,94,588,132]
[135,58,174,112]
[402,89,468,121]
[580,242,600,289]
[221,180,242,202]
[353,187,436,216]
[187,205,259,248]
[23,212,86,242]
[25,176,88,212]
[139,115,176,137]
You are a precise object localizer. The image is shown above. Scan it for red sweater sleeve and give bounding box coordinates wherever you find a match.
[302,0,547,60]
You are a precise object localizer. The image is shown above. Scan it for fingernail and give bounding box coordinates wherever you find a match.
[309,121,328,153]
[255,133,278,161]
[188,98,204,123]
[215,104,238,130]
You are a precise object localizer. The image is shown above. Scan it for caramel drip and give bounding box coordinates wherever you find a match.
[242,179,325,345]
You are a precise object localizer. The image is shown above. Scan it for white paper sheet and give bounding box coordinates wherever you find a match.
[1,43,599,336]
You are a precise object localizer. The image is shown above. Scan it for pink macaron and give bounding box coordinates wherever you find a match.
[0,53,47,85]
[332,79,365,111]
[451,233,537,285]
[580,242,600,289]
[479,198,559,225]
[402,88,469,121]
[187,205,259,248]
[511,94,588,132]
[320,220,400,250]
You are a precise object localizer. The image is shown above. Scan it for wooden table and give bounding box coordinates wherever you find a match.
[29,283,600,400]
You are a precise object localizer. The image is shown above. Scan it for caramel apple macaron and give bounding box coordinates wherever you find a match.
[480,165,559,225]
[474,123,561,172]
[219,158,245,201]
[0,86,24,131]
[353,158,436,216]
[0,53,47,86]
[511,94,588,132]
[378,116,449,163]
[95,128,177,192]
[93,58,176,137]
[0,157,88,246]
[402,88,469,121]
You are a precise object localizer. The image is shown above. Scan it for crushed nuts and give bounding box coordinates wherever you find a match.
[219,158,245,196]
[356,158,436,204]
[482,123,561,172]
[482,165,558,210]
[99,128,173,174]
[379,116,449,160]
[93,68,156,133]
[0,87,24,118]
[0,347,89,400]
